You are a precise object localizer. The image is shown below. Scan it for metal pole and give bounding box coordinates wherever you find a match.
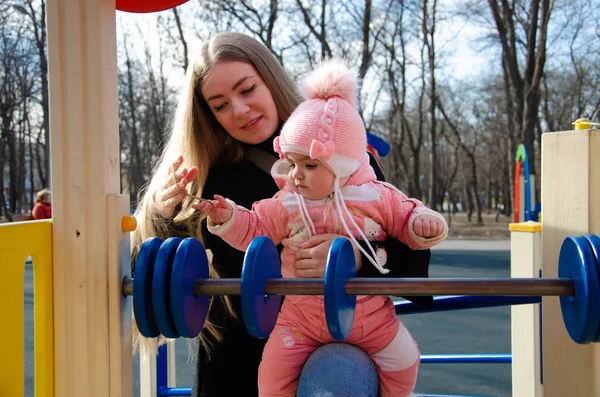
[121,277,574,298]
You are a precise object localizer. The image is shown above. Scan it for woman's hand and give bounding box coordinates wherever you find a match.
[413,215,445,238]
[294,234,362,278]
[193,195,232,225]
[154,156,199,219]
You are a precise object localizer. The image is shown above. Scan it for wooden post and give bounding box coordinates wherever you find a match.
[46,0,123,396]
[541,129,600,396]
[510,221,542,397]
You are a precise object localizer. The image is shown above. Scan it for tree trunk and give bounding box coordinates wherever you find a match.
[122,40,145,200]
[423,0,439,210]
[489,0,553,213]
[470,155,484,226]
[172,7,189,73]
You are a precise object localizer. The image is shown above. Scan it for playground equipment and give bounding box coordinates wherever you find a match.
[514,144,538,222]
[129,235,600,344]
[115,0,188,13]
[572,117,600,130]
[366,131,391,160]
[1,1,599,397]
[514,118,599,223]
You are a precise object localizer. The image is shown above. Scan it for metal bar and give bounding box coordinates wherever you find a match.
[155,386,499,397]
[394,295,542,315]
[420,353,511,364]
[157,387,192,397]
[121,277,574,298]
[157,344,167,393]
[341,278,573,296]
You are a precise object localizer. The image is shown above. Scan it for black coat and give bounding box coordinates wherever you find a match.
[192,138,432,397]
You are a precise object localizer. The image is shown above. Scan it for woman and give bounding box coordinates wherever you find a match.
[131,31,432,397]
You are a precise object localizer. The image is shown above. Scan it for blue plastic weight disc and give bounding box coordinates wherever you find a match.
[171,237,210,338]
[133,237,163,338]
[581,234,600,341]
[152,237,182,338]
[324,237,357,341]
[558,235,600,344]
[241,237,282,339]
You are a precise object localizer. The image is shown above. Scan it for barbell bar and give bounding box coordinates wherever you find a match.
[123,277,576,297]
[127,234,600,343]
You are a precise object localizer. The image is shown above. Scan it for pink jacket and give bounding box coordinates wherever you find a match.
[208,159,448,278]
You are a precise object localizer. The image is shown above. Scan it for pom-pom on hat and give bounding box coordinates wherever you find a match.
[274,59,369,178]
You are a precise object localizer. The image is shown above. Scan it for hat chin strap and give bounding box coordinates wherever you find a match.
[294,192,317,237]
[333,177,389,274]
[292,178,388,275]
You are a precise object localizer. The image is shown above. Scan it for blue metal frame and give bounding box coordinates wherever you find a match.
[395,295,541,315]
[157,344,168,396]
[420,354,511,364]
[155,346,509,396]
[156,388,497,397]
[153,295,530,396]
[158,388,193,397]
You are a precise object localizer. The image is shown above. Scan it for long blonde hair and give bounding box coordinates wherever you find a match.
[131,32,301,355]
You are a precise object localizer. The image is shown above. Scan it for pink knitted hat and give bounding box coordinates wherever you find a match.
[273,59,369,178]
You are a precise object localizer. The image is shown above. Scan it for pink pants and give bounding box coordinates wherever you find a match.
[258,295,420,397]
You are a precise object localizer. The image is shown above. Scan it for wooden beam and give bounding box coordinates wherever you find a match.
[541,129,600,396]
[46,0,121,395]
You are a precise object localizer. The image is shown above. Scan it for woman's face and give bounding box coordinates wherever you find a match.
[202,61,280,145]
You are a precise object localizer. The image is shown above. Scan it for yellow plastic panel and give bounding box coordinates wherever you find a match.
[0,220,53,397]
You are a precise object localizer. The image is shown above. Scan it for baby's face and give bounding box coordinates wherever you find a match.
[285,153,335,200]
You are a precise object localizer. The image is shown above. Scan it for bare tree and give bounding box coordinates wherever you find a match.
[0,15,37,217]
[157,9,190,73]
[171,8,189,72]
[204,0,280,50]
[488,0,553,183]
[421,0,440,210]
[117,19,178,207]
[13,0,49,188]
[437,95,484,225]
[541,1,600,133]
[377,0,426,199]
[294,0,332,59]
[119,32,146,202]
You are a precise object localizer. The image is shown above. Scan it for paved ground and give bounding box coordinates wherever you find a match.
[23,239,513,397]
[432,239,511,251]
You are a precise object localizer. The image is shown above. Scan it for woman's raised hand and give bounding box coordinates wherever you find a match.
[154,156,199,219]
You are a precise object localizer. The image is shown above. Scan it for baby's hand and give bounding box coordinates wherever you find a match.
[193,195,232,225]
[413,215,445,238]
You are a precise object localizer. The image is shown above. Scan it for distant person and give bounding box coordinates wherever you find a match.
[32,189,52,219]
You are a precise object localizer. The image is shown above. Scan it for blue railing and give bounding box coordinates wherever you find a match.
[394,295,541,315]
[155,295,538,397]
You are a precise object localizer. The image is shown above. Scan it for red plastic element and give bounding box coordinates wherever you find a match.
[514,161,521,222]
[116,0,188,13]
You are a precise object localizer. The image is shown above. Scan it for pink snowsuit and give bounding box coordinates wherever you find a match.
[208,159,448,397]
